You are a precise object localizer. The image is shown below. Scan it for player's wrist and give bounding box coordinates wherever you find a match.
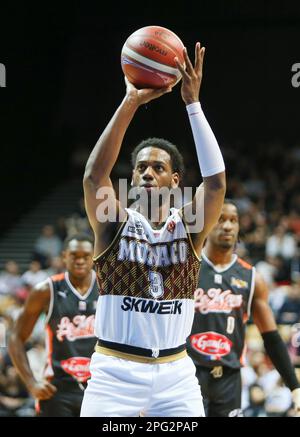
[186,101,201,112]
[123,94,140,110]
[25,378,38,391]
[185,99,200,106]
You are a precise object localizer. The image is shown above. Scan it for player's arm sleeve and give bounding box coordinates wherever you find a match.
[261,330,299,391]
[186,102,225,177]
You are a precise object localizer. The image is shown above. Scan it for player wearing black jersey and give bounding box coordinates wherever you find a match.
[8,234,98,417]
[187,200,300,417]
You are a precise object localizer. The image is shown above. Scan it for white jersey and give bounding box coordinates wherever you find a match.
[93,208,201,350]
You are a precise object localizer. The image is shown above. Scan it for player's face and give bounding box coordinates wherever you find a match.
[132,147,179,192]
[63,240,94,279]
[208,204,239,249]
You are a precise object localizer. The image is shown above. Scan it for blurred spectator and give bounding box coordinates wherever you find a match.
[264,380,292,417]
[288,211,300,236]
[56,217,68,241]
[276,282,300,325]
[21,261,48,289]
[291,253,300,283]
[0,261,23,297]
[243,384,267,417]
[232,184,253,214]
[65,198,92,237]
[266,224,297,260]
[0,352,34,417]
[256,256,278,289]
[241,364,258,410]
[45,256,64,277]
[244,169,266,200]
[268,285,289,318]
[33,225,62,268]
[287,322,300,369]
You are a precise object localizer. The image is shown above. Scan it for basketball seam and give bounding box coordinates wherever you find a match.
[122,46,181,78]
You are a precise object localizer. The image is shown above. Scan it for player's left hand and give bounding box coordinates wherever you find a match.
[292,388,300,415]
[175,42,205,105]
[124,76,172,107]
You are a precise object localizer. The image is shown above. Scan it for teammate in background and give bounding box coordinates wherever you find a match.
[186,200,300,417]
[80,42,226,417]
[8,234,98,417]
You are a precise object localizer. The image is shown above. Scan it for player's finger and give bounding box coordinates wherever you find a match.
[44,382,57,394]
[174,57,188,77]
[124,75,135,90]
[183,47,194,73]
[153,86,173,97]
[194,42,202,70]
[195,45,205,73]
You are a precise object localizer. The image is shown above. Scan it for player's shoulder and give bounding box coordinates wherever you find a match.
[236,257,253,271]
[50,272,66,283]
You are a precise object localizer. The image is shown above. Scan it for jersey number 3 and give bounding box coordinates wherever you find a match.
[149,271,164,299]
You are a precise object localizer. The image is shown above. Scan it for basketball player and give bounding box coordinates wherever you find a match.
[8,234,98,417]
[80,42,226,417]
[186,200,300,416]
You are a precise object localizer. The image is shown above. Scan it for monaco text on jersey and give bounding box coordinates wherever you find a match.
[118,238,188,266]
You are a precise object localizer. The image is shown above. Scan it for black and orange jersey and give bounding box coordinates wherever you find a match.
[187,253,255,369]
[44,271,98,385]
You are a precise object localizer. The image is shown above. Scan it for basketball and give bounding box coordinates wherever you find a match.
[121,25,185,89]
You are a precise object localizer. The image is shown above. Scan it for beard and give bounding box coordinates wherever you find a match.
[217,240,236,249]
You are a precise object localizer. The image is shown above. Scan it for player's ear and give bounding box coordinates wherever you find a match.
[61,250,67,264]
[131,169,134,187]
[171,172,180,188]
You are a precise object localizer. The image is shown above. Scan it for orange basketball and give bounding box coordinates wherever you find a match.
[121,25,185,89]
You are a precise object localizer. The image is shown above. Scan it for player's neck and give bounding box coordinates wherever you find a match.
[203,243,235,268]
[138,203,170,229]
[68,271,92,295]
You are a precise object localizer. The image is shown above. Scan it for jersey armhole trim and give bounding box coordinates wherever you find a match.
[44,277,54,325]
[247,267,256,317]
[93,213,128,262]
[179,207,202,263]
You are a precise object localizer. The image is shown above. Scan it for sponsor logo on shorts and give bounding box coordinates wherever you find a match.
[121,297,182,314]
[60,357,91,382]
[190,332,232,359]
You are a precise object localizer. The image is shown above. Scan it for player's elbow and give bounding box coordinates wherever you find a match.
[204,171,226,194]
[8,331,20,356]
[83,165,98,187]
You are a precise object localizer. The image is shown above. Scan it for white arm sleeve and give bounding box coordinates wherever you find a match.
[186,102,225,177]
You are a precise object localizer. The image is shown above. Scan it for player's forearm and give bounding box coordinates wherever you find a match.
[8,334,37,390]
[84,96,139,184]
[186,102,225,184]
[261,330,299,391]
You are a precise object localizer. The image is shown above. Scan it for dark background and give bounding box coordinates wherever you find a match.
[1,0,300,235]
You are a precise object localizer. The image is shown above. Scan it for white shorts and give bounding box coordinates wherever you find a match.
[80,352,205,417]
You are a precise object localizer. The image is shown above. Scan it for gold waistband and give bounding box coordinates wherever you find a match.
[95,345,187,364]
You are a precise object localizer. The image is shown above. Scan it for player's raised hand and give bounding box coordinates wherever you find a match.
[124,76,172,107]
[175,42,205,105]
